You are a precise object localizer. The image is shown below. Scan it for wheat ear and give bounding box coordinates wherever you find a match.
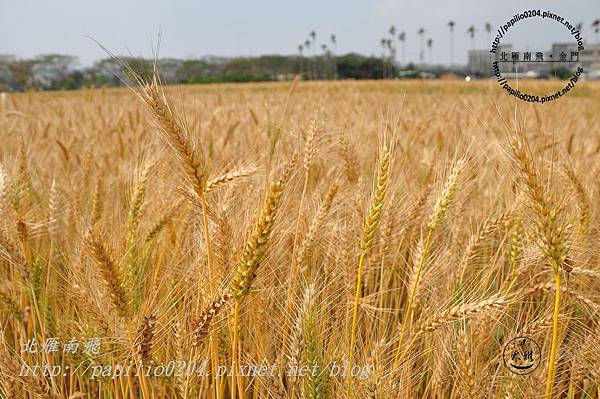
[338,133,359,184]
[135,314,157,364]
[458,208,511,284]
[0,327,58,399]
[83,230,129,317]
[395,296,508,365]
[205,167,258,193]
[90,174,104,225]
[0,163,6,214]
[0,233,29,281]
[231,155,296,301]
[562,164,589,236]
[48,179,61,237]
[0,290,24,322]
[297,182,339,276]
[192,291,232,346]
[139,77,206,198]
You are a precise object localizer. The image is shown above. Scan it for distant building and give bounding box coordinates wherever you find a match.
[541,42,600,76]
[551,43,577,57]
[467,45,512,76]
[581,43,600,77]
[546,42,581,73]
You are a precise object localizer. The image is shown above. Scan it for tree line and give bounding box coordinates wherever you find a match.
[0,53,421,92]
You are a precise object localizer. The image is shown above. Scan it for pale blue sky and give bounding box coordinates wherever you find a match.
[1,0,599,65]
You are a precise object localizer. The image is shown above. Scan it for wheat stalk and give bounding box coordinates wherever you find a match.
[393,157,465,368]
[507,130,571,398]
[347,143,390,397]
[230,155,296,398]
[303,284,325,399]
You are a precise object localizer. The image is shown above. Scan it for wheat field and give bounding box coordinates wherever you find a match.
[0,77,600,398]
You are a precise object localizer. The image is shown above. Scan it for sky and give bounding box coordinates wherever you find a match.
[1,0,599,66]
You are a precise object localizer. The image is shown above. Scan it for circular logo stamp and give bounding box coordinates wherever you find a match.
[503,337,541,375]
[490,10,585,103]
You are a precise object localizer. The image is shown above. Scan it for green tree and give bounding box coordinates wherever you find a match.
[549,67,572,80]
[336,53,386,80]
[9,59,34,91]
[31,54,78,90]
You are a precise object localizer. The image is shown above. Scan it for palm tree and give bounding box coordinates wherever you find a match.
[380,38,388,78]
[447,21,456,67]
[426,38,433,64]
[311,31,318,79]
[467,25,476,50]
[330,34,338,80]
[387,38,395,77]
[298,44,304,76]
[484,22,492,44]
[417,27,425,63]
[592,19,600,41]
[398,31,406,65]
[389,26,397,65]
[321,44,328,79]
[304,39,312,79]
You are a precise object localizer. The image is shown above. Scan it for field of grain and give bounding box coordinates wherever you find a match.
[1,78,600,398]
